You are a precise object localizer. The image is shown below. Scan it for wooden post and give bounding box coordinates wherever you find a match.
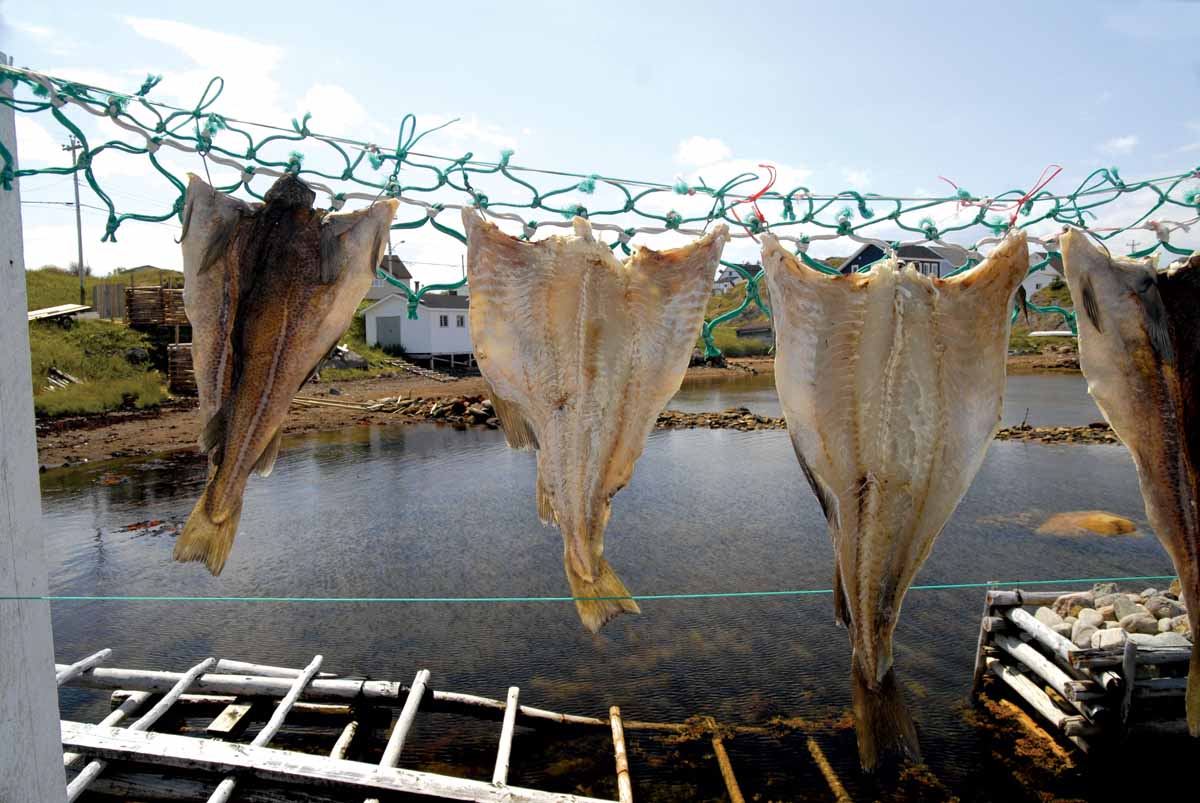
[805,738,852,803]
[366,669,430,803]
[492,686,520,786]
[57,649,114,686]
[0,49,68,803]
[610,707,634,803]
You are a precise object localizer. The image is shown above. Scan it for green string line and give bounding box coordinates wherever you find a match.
[0,574,1176,604]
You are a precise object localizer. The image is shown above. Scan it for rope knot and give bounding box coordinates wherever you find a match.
[781,197,795,221]
[426,203,441,219]
[673,177,691,195]
[523,221,538,239]
[135,74,162,97]
[473,191,489,209]
[367,146,384,170]
[102,214,120,242]
[499,148,514,168]
[0,164,13,191]
[619,227,634,245]
[918,216,938,239]
[331,193,346,211]
[665,210,682,230]
[576,174,598,194]
[563,203,587,219]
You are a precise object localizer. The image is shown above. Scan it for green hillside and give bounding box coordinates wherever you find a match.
[24,266,110,311]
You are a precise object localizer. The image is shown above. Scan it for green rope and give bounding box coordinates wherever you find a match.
[2,64,1198,355]
[0,574,1177,604]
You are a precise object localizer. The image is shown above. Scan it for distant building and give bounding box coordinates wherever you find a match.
[714,265,756,294]
[363,291,473,365]
[735,324,773,345]
[365,255,415,300]
[838,243,964,278]
[1021,252,1065,298]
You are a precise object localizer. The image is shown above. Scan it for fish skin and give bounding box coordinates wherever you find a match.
[762,231,1029,770]
[464,209,729,632]
[175,174,397,574]
[1061,231,1200,737]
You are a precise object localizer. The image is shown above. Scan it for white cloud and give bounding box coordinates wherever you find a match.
[1098,135,1138,155]
[14,116,68,166]
[675,135,732,167]
[842,168,870,189]
[10,21,53,38]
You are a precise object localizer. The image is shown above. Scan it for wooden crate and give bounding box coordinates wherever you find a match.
[167,343,196,396]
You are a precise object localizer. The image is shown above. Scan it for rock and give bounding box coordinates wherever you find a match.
[1119,614,1159,635]
[1071,625,1098,648]
[1139,588,1159,599]
[1112,596,1140,620]
[1075,608,1103,629]
[1158,617,1173,633]
[1145,596,1185,619]
[1037,512,1135,536]
[1128,633,1158,647]
[1053,623,1074,638]
[1036,607,1064,628]
[1052,592,1093,617]
[1171,615,1191,635]
[485,417,499,428]
[1094,593,1121,608]
[1104,621,1122,629]
[1091,628,1126,649]
[1151,632,1192,648]
[326,346,368,370]
[328,387,342,396]
[1063,616,1078,626]
[1098,605,1116,621]
[124,347,150,366]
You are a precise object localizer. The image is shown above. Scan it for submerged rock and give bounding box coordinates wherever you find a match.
[1036,511,1136,536]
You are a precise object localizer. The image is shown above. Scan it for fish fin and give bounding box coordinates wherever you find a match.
[252,427,283,478]
[1079,275,1104,334]
[1188,634,1200,737]
[319,206,387,284]
[1016,285,1030,323]
[536,478,557,525]
[200,405,227,456]
[851,661,920,773]
[833,560,851,628]
[486,383,538,450]
[180,176,201,243]
[565,557,640,633]
[792,442,838,527]
[1134,280,1174,365]
[174,489,244,575]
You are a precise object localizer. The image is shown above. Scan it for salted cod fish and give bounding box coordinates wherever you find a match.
[463,209,729,632]
[1060,231,1200,737]
[761,231,1029,770]
[175,173,397,574]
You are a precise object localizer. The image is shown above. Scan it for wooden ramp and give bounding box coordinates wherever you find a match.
[55,651,856,802]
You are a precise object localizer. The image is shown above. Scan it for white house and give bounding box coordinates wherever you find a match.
[713,265,746,294]
[363,291,473,365]
[1021,252,1065,298]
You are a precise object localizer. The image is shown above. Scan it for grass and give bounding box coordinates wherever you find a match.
[25,266,111,311]
[700,282,773,357]
[28,318,165,416]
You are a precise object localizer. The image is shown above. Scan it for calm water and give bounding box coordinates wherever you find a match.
[43,376,1179,801]
[670,371,1103,427]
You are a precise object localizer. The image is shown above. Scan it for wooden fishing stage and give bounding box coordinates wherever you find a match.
[971,588,1193,752]
[55,651,854,803]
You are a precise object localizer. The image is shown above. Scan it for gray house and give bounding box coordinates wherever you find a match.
[838,243,964,278]
[364,255,415,301]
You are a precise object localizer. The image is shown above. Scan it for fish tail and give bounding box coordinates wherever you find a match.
[565,557,640,634]
[851,660,920,772]
[173,489,243,575]
[1188,631,1200,738]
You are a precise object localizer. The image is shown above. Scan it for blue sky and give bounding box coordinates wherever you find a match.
[3,0,1199,283]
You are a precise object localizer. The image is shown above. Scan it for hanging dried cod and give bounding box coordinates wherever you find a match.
[1061,231,1200,737]
[762,231,1029,770]
[464,210,728,632]
[176,173,396,574]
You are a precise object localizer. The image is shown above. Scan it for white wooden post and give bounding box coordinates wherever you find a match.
[0,50,68,803]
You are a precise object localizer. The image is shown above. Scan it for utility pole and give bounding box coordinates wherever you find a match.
[1126,238,1139,256]
[63,135,85,305]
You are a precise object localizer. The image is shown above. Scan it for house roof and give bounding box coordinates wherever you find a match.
[361,292,469,315]
[838,243,968,274]
[735,325,772,337]
[118,264,181,274]
[379,254,412,280]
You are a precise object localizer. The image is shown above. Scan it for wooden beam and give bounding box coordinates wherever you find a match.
[65,691,152,769]
[60,721,617,803]
[805,738,852,803]
[67,657,217,802]
[610,707,633,803]
[111,690,351,717]
[366,669,430,803]
[986,658,1096,746]
[493,686,520,786]
[970,591,994,699]
[993,635,1102,710]
[0,49,66,801]
[206,655,324,803]
[56,664,401,702]
[1068,644,1191,670]
[212,659,337,680]
[66,768,345,803]
[205,704,254,737]
[57,650,114,686]
[703,717,742,803]
[329,722,359,761]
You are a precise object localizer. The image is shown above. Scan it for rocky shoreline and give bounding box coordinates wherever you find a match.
[317,395,1121,445]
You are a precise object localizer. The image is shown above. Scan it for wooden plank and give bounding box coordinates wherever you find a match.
[330,722,359,760]
[970,592,994,699]
[986,659,1097,744]
[0,52,67,802]
[493,686,520,786]
[206,655,324,803]
[57,649,114,686]
[56,664,402,702]
[1068,644,1192,669]
[213,659,337,679]
[65,691,152,769]
[66,768,341,803]
[1005,608,1078,666]
[366,669,430,803]
[993,635,1101,708]
[1119,638,1137,729]
[206,704,254,736]
[67,657,217,802]
[805,738,852,803]
[60,721,617,803]
[610,707,634,803]
[112,690,351,717]
[703,717,742,803]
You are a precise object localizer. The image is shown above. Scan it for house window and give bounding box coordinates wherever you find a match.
[439,314,449,328]
[456,315,465,327]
